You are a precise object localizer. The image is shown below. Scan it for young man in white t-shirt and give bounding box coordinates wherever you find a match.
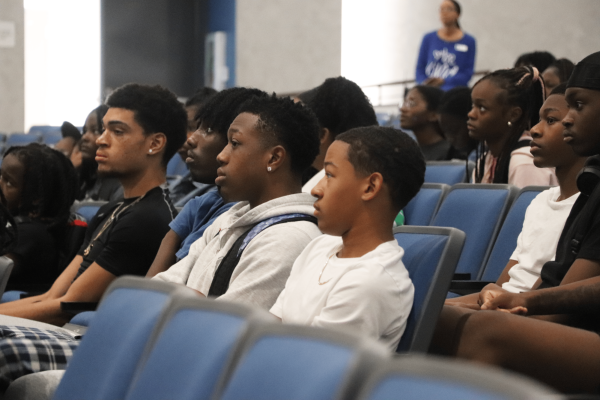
[271,126,425,351]
[445,84,587,310]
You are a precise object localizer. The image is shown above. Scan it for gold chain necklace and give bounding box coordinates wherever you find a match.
[318,254,334,285]
[83,195,145,257]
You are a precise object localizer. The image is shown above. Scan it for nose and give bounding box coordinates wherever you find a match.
[187,130,199,149]
[216,143,230,166]
[562,112,574,128]
[530,121,542,138]
[310,175,326,198]
[467,105,476,121]
[96,129,108,147]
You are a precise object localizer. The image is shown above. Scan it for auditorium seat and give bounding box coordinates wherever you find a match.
[425,161,475,185]
[393,226,464,353]
[431,184,517,280]
[166,155,188,178]
[123,296,272,400]
[216,324,388,400]
[5,133,42,147]
[357,354,561,400]
[450,186,549,294]
[7,277,195,400]
[72,201,108,223]
[403,183,449,226]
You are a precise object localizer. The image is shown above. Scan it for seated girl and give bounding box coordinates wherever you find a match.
[0,143,79,292]
[400,85,453,161]
[468,66,558,187]
[447,84,587,308]
[271,126,423,351]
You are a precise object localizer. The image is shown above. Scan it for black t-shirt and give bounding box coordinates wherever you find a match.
[75,186,177,280]
[421,140,452,161]
[540,166,600,287]
[6,218,59,291]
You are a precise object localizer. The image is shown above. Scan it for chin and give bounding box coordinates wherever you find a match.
[97,168,123,179]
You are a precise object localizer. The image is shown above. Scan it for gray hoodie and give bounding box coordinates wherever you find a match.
[154,193,321,309]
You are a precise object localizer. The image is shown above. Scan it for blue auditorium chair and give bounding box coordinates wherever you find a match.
[403,183,449,226]
[28,125,61,136]
[52,277,194,400]
[450,186,549,294]
[123,297,272,400]
[216,324,388,400]
[166,155,188,178]
[431,184,517,281]
[72,201,108,223]
[393,226,465,353]
[5,133,42,147]
[425,160,475,185]
[357,355,560,400]
[41,132,63,146]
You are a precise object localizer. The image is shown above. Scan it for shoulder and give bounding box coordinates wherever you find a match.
[254,219,322,245]
[462,32,476,43]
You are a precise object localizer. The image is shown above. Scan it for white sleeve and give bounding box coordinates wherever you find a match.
[269,288,285,318]
[152,218,216,284]
[216,222,319,309]
[312,267,413,341]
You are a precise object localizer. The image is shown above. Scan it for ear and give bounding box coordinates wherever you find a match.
[507,106,523,126]
[361,172,384,202]
[148,132,167,156]
[320,128,335,146]
[266,145,287,172]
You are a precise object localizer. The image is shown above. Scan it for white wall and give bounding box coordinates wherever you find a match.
[0,0,24,133]
[236,0,342,94]
[342,0,600,106]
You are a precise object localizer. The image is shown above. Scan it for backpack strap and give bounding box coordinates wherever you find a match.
[207,213,318,297]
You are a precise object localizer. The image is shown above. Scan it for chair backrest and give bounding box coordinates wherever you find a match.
[393,226,465,353]
[431,184,517,279]
[28,125,61,136]
[166,155,188,177]
[72,201,108,223]
[53,276,194,400]
[6,133,42,147]
[0,256,14,297]
[425,161,474,185]
[480,186,550,282]
[403,183,450,226]
[124,297,272,400]
[42,132,63,146]
[216,324,388,400]
[357,354,561,400]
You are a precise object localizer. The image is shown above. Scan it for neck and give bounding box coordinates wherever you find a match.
[486,133,511,158]
[119,166,166,198]
[249,174,303,209]
[413,125,444,146]
[556,158,588,201]
[338,212,395,258]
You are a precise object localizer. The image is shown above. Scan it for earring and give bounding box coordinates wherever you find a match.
[507,121,512,127]
[267,167,272,172]
[149,149,153,153]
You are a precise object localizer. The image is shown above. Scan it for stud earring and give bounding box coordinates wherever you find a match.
[267,167,272,172]
[507,121,512,127]
[149,149,153,153]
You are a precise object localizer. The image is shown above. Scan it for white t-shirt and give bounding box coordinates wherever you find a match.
[502,186,579,293]
[270,235,414,352]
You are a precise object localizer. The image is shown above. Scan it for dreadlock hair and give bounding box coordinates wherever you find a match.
[337,126,425,212]
[514,51,556,73]
[185,87,218,108]
[302,77,378,138]
[194,87,269,140]
[473,66,545,184]
[106,83,187,166]
[4,143,78,231]
[235,93,321,177]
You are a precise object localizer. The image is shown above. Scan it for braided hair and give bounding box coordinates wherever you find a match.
[473,66,545,183]
[4,143,78,231]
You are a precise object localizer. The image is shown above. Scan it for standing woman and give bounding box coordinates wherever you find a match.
[415,0,476,91]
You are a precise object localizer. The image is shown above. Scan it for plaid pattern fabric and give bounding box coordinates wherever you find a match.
[0,325,80,391]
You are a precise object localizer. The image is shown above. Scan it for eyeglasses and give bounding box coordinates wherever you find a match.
[399,99,418,109]
[440,6,456,12]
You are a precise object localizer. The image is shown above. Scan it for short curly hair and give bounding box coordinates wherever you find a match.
[412,85,444,112]
[195,87,269,140]
[337,126,425,211]
[302,77,378,137]
[106,83,187,166]
[236,94,320,176]
[185,87,218,108]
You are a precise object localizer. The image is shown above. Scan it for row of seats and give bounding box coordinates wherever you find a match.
[404,183,548,286]
[6,276,559,399]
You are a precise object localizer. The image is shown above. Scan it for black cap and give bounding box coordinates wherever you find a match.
[61,121,82,141]
[566,51,600,91]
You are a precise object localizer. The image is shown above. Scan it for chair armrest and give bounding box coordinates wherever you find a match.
[449,280,495,296]
[60,302,98,315]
